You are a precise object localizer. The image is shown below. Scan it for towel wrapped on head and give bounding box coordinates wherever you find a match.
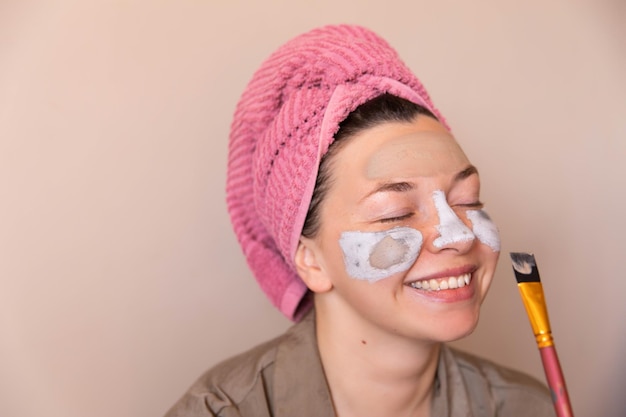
[226,24,447,321]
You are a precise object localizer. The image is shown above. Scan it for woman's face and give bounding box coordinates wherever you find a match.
[304,115,500,343]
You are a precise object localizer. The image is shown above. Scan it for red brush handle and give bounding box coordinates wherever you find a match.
[539,346,574,417]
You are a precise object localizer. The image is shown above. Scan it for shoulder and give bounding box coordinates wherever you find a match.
[164,312,320,417]
[164,333,284,417]
[445,346,556,416]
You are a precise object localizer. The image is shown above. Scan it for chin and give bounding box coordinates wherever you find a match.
[443,322,479,342]
[427,310,481,343]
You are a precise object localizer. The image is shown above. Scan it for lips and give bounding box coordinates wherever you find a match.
[408,273,471,291]
[404,265,477,292]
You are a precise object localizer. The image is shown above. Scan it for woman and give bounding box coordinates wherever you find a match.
[166,25,554,416]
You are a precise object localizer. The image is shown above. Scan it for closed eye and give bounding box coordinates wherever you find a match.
[379,212,415,223]
[455,201,484,209]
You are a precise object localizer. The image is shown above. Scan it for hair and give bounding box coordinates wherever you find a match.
[301,93,437,238]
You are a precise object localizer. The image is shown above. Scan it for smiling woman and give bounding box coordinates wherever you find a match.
[165,25,555,417]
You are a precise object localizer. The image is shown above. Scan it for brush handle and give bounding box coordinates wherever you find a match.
[539,346,574,417]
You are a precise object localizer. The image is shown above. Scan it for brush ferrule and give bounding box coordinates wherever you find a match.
[517,282,554,348]
[536,332,554,348]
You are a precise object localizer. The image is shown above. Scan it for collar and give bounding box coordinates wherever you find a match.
[272,311,335,417]
[432,344,475,417]
[271,311,486,417]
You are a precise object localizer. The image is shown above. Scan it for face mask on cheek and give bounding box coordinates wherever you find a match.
[339,227,423,282]
[338,192,501,282]
[466,209,501,252]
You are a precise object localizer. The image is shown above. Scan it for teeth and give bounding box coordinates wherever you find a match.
[409,273,472,291]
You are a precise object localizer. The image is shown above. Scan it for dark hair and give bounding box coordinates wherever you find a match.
[301,93,437,238]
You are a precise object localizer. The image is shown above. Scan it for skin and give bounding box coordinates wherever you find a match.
[294,116,499,417]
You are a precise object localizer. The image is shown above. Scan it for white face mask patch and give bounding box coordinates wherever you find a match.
[432,190,475,248]
[339,227,423,282]
[466,209,501,252]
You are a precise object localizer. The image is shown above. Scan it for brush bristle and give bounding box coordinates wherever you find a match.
[509,252,541,283]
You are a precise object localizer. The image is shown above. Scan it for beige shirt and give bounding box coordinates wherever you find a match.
[165,312,555,416]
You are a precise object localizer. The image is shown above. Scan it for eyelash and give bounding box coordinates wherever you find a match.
[379,213,414,223]
[455,201,484,209]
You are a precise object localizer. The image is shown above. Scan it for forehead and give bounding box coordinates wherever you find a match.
[334,119,470,180]
[366,131,469,179]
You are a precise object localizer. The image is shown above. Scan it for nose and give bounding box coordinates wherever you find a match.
[425,190,476,254]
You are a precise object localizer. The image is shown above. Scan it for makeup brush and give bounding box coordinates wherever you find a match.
[509,252,574,417]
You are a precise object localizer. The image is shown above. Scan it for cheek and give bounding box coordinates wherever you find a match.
[479,247,500,298]
[339,227,423,282]
[466,210,501,252]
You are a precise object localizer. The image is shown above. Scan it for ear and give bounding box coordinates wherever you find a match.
[294,237,333,293]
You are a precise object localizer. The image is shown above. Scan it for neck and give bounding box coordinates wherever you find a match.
[315,300,440,417]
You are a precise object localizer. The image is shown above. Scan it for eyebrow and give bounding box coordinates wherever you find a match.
[373,181,415,194]
[361,181,416,202]
[454,165,479,182]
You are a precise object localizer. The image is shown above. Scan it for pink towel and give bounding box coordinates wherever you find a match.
[226,24,446,320]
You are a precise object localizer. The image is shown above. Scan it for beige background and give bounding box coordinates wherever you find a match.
[1,1,624,416]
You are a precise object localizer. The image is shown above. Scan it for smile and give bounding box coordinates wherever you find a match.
[408,273,472,291]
